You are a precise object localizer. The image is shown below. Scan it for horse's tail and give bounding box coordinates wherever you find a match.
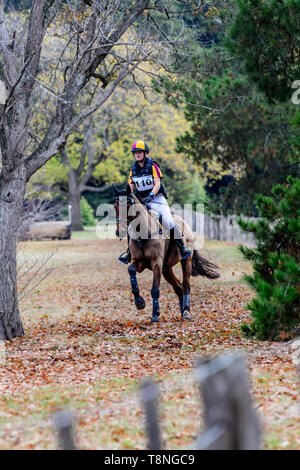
[191,249,220,279]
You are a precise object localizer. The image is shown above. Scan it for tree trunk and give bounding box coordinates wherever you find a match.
[68,169,83,231]
[0,169,26,340]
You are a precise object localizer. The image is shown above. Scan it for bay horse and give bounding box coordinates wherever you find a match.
[113,185,220,323]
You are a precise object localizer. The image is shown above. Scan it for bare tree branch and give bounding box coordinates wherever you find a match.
[23,0,46,103]
[0,0,18,87]
[82,184,111,193]
[25,52,150,179]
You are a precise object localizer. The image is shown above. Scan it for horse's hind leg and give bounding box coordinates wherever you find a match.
[163,267,184,315]
[128,263,145,311]
[180,257,193,321]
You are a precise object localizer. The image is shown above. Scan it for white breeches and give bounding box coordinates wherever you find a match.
[148,194,175,230]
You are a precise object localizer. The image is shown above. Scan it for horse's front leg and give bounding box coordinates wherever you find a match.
[128,262,146,311]
[150,261,162,323]
[181,256,192,321]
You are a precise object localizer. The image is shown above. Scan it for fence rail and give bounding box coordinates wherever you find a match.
[175,210,258,245]
[139,355,261,451]
[203,214,257,245]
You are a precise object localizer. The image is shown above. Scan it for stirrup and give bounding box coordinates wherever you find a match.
[118,250,131,264]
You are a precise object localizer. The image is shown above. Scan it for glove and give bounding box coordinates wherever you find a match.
[144,192,155,205]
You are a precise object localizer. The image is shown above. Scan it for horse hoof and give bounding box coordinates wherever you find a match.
[182,311,192,321]
[135,296,146,310]
[151,315,160,323]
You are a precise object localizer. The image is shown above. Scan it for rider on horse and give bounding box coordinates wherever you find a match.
[118,140,192,264]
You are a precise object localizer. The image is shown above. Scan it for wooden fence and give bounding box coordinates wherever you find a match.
[52,354,262,451]
[173,209,258,245]
[140,355,261,450]
[203,214,257,245]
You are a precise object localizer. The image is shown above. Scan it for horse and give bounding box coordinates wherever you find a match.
[113,185,220,323]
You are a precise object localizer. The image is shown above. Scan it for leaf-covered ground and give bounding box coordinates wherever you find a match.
[0,237,299,450]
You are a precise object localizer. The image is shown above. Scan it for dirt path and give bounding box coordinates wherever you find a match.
[0,239,298,449]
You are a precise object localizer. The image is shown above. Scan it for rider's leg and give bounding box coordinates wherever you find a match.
[170,224,192,260]
[149,194,191,259]
[149,194,173,238]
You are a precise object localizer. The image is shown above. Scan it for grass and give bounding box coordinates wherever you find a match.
[72,224,117,240]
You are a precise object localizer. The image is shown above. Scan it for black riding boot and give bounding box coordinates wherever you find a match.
[170,225,192,260]
[119,235,131,264]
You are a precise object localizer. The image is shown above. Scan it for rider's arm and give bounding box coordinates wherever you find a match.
[128,170,135,193]
[152,177,161,196]
[152,164,162,197]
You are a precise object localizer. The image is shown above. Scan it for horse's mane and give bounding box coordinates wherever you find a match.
[131,194,150,219]
[131,193,145,209]
[128,194,152,240]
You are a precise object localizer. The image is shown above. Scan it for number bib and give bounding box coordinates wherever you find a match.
[132,175,154,191]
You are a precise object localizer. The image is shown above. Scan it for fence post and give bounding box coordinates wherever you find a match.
[216,216,221,241]
[190,211,259,244]
[204,213,209,239]
[221,215,227,242]
[53,409,76,450]
[208,215,213,239]
[140,378,162,450]
[231,215,236,242]
[194,355,261,450]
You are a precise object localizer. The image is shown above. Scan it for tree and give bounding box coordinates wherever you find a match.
[153,0,299,214]
[227,0,300,102]
[239,177,300,340]
[0,0,202,340]
[175,72,298,214]
[80,196,95,227]
[59,119,111,231]
[30,69,201,225]
[228,0,300,339]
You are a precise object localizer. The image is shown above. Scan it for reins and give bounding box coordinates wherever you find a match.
[116,195,170,240]
[147,209,170,239]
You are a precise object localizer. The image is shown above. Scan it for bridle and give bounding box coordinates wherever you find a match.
[114,195,133,232]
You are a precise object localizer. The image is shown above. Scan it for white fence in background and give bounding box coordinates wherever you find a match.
[203,214,257,245]
[178,211,257,245]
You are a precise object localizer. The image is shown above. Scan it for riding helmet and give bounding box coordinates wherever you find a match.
[131,140,149,154]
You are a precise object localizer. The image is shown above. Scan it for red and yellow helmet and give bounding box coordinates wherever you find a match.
[131,140,149,153]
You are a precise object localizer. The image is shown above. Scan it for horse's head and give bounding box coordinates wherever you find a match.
[112,185,134,238]
[113,186,150,240]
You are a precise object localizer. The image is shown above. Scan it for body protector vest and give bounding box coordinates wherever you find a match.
[130,157,168,199]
